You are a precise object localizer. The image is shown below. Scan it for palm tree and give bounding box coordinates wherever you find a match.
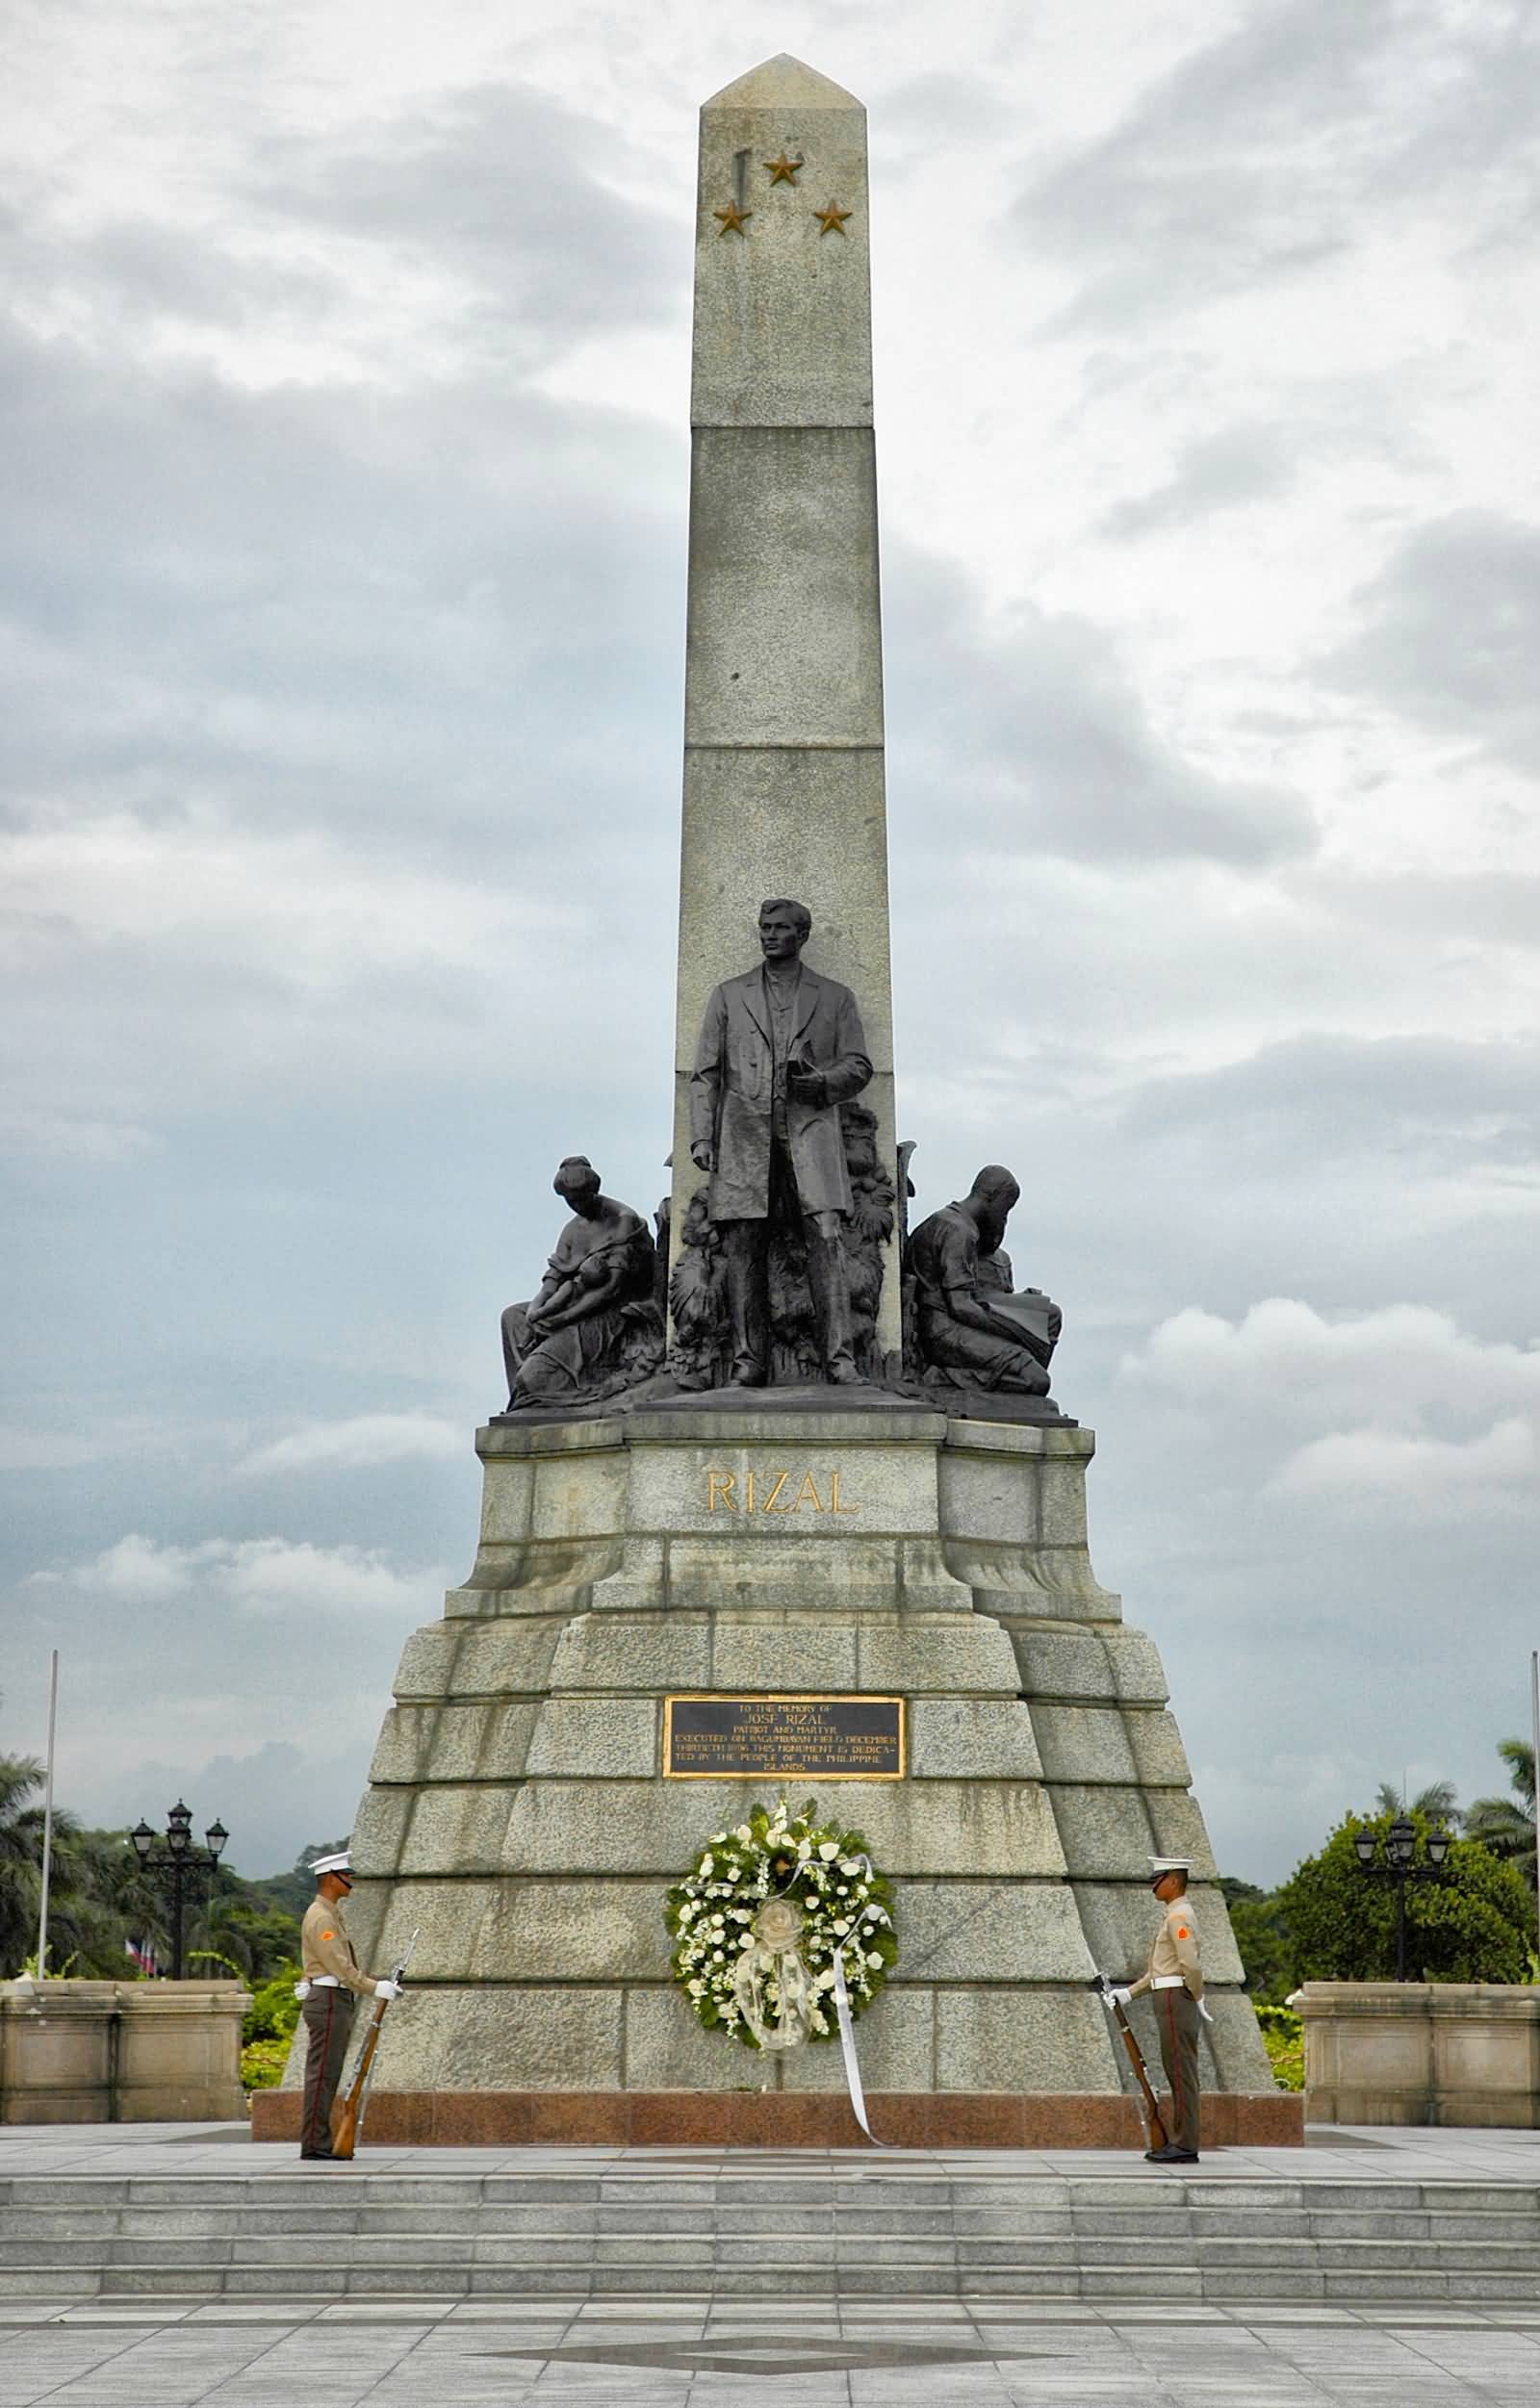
[0,1754,104,1974]
[1465,1742,1537,1890]
[0,1753,49,1973]
[1373,1779,1460,1829]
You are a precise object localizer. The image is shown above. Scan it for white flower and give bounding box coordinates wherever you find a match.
[818,1840,839,1861]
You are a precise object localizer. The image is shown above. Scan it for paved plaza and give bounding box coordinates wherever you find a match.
[3,2292,1539,2406]
[2,2124,1538,2403]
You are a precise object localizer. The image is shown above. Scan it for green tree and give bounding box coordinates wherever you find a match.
[1216,1876,1294,2007]
[1464,1742,1536,1891]
[193,1886,300,1982]
[1276,1809,1533,1985]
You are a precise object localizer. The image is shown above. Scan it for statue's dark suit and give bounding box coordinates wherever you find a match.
[690,965,873,1382]
[690,968,872,1221]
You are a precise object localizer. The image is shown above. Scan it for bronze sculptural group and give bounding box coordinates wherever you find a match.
[500,1156,663,1411]
[908,1166,1062,1397]
[497,904,1062,1418]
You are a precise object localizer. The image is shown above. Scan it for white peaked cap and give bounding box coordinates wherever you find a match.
[1149,1857,1191,1878]
[310,1850,352,1877]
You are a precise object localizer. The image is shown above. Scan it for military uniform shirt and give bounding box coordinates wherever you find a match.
[1128,1898,1203,2002]
[300,1897,377,1998]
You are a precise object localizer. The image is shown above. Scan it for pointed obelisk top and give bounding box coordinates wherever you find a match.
[691,52,872,428]
[703,53,862,113]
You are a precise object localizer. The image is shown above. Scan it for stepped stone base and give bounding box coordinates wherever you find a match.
[251,2086,1301,2147]
[3,2135,1533,2305]
[303,1402,1283,2128]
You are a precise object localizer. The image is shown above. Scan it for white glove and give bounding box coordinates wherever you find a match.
[293,1979,311,2002]
[1197,1998,1215,2025]
[374,1978,401,2001]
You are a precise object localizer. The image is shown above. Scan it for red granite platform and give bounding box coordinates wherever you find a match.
[250,2088,1303,2147]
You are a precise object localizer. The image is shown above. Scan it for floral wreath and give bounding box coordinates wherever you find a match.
[665,1796,898,2050]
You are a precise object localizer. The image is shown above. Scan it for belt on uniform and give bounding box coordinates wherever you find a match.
[1152,1976,1188,1991]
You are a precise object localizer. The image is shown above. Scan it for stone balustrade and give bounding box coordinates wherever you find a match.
[0,1980,249,2123]
[1299,1981,1540,2127]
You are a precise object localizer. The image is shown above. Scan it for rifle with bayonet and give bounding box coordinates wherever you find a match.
[1091,1972,1168,2155]
[330,1928,419,2160]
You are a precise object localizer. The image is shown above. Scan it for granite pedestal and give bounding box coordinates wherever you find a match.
[254,1406,1292,2145]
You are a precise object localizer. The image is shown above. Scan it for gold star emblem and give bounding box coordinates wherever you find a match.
[713,201,752,237]
[814,201,853,236]
[764,152,804,186]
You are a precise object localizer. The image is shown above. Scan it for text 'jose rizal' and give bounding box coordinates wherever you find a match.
[706,1469,858,1515]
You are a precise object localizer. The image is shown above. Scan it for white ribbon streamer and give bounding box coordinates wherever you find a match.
[830,1858,893,2148]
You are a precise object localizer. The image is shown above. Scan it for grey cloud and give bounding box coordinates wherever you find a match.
[1121,1031,1540,1178]
[1101,423,1297,539]
[873,70,1014,154]
[1322,866,1540,953]
[249,84,683,361]
[1322,509,1540,770]
[0,315,685,858]
[885,542,1315,868]
[1013,0,1537,325]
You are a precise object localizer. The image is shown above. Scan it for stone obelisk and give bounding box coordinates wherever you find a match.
[670,55,899,1359]
[256,57,1294,2155]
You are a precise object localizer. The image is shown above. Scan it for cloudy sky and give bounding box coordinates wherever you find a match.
[3,0,1537,1889]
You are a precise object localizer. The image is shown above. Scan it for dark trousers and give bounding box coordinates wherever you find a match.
[719,1140,855,1381]
[1157,1986,1201,2154]
[300,1985,355,2157]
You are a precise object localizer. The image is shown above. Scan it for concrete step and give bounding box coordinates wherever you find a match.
[0,2169,1536,2303]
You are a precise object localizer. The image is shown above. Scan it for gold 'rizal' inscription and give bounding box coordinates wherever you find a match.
[706,1469,858,1515]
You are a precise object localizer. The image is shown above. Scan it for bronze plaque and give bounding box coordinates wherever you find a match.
[663,1693,905,1780]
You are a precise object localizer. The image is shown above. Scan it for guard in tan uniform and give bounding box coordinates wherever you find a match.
[1104,1856,1212,2162]
[295,1850,400,2162]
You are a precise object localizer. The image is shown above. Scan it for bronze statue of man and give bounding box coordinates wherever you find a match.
[689,899,873,1386]
[909,1166,1061,1395]
[500,1157,661,1409]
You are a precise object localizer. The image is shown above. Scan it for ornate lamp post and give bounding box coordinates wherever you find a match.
[129,1802,229,1980]
[1351,1814,1451,1981]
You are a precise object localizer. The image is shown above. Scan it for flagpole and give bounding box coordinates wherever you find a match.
[36,1651,59,1979]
